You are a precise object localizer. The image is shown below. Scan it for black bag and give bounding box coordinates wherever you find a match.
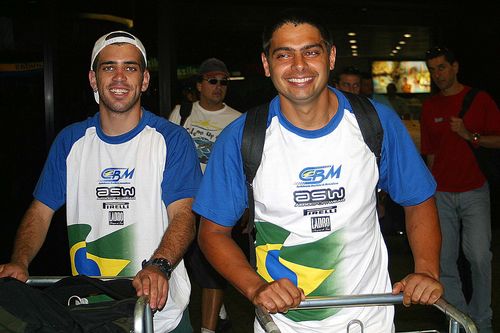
[459,88,500,187]
[0,276,138,333]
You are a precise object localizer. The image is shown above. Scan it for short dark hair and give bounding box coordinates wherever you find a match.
[262,9,333,56]
[425,46,457,64]
[338,66,361,80]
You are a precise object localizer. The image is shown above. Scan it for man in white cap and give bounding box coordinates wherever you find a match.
[0,30,202,333]
[169,58,241,333]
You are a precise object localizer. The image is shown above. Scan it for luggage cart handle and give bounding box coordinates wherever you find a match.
[134,295,153,333]
[256,306,281,333]
[255,293,478,333]
[26,276,154,333]
[27,275,134,287]
[434,298,477,333]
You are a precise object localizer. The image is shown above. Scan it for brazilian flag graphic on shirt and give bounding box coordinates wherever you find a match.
[255,221,344,322]
[68,224,136,277]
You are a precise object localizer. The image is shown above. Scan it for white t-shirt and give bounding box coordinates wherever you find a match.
[34,110,202,332]
[193,87,436,332]
[169,101,241,172]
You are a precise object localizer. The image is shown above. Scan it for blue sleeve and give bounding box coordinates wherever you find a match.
[162,124,202,207]
[192,116,248,226]
[33,121,90,211]
[375,101,436,206]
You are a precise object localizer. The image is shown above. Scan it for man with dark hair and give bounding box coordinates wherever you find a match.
[336,66,362,94]
[194,9,443,332]
[421,45,500,333]
[0,31,202,332]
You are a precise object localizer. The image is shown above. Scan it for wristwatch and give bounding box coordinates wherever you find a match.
[142,257,174,279]
[471,132,481,146]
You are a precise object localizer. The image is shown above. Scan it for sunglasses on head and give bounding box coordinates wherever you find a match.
[203,78,229,86]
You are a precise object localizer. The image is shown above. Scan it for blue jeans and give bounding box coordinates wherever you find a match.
[436,182,492,330]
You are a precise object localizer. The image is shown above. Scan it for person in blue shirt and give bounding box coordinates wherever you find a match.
[0,31,202,333]
[193,9,443,333]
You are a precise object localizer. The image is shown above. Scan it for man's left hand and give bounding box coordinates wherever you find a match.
[392,272,443,307]
[133,266,169,310]
[449,116,470,140]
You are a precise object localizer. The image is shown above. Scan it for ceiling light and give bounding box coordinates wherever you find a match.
[352,53,358,57]
[403,33,412,38]
[392,50,398,54]
[351,45,358,49]
[80,13,134,28]
[395,46,402,50]
[348,32,357,36]
[390,53,395,57]
[349,39,357,44]
[399,40,406,45]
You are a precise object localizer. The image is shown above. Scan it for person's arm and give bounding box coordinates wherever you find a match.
[449,116,500,148]
[474,135,500,148]
[392,196,443,306]
[0,199,54,282]
[132,197,196,310]
[199,217,304,313]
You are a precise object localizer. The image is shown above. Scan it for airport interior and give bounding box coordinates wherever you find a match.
[1,0,499,332]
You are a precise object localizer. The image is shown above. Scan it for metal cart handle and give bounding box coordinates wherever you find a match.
[255,293,478,333]
[26,276,154,333]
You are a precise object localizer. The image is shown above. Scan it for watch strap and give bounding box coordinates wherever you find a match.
[142,258,173,279]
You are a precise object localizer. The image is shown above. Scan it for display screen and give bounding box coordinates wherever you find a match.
[372,61,431,94]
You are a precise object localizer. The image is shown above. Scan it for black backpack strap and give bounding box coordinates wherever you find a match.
[179,102,193,127]
[458,88,480,118]
[342,91,383,165]
[241,103,269,268]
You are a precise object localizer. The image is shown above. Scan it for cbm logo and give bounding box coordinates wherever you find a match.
[299,165,341,185]
[101,168,135,182]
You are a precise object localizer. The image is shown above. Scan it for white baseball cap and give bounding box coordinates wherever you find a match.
[90,31,147,103]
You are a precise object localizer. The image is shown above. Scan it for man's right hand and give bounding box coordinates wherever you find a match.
[0,262,29,282]
[250,278,305,314]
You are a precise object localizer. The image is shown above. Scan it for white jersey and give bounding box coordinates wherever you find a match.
[169,101,241,172]
[34,110,202,332]
[251,104,392,332]
[193,87,436,332]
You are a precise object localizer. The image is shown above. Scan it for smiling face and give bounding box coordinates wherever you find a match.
[89,43,150,114]
[261,23,336,107]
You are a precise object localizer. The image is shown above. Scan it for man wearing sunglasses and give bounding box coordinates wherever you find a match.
[169,58,241,333]
[170,58,241,172]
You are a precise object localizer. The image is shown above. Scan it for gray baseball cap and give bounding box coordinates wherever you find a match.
[198,58,229,76]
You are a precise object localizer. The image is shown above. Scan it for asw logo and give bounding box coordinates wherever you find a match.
[298,165,341,186]
[101,168,135,182]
